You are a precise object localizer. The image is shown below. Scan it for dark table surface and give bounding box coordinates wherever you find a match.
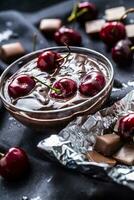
[0,0,134,200]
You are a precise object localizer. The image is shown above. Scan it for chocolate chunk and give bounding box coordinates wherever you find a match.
[0,42,25,62]
[126,24,134,41]
[85,19,105,35]
[39,19,62,32]
[86,150,116,166]
[113,144,134,165]
[94,134,123,156]
[105,6,126,21]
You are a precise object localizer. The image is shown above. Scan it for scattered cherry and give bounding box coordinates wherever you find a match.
[68,1,97,23]
[112,39,133,64]
[8,75,36,98]
[100,22,126,46]
[77,1,98,22]
[0,147,29,180]
[50,78,77,99]
[118,113,134,140]
[37,50,62,71]
[79,71,106,97]
[54,27,81,46]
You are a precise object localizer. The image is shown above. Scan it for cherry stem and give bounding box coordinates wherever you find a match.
[32,33,37,52]
[120,8,134,21]
[131,46,134,51]
[68,2,88,22]
[56,42,71,62]
[0,152,4,158]
[33,77,61,94]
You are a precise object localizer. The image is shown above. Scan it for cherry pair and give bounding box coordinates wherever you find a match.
[54,1,98,46]
[8,50,62,98]
[51,71,106,99]
[100,8,134,64]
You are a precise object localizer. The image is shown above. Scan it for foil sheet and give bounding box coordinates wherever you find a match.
[37,90,134,190]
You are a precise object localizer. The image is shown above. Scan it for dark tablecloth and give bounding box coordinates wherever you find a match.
[0,0,134,199]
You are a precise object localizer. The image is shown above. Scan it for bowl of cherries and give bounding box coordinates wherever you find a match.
[0,46,113,128]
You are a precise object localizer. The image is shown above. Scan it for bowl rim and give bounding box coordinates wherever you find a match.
[0,46,114,114]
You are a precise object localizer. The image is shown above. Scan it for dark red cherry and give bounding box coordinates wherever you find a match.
[112,39,133,64]
[54,27,81,46]
[77,1,98,22]
[8,75,36,98]
[100,22,126,46]
[79,71,106,97]
[50,78,77,99]
[37,51,62,71]
[0,147,29,180]
[118,113,134,140]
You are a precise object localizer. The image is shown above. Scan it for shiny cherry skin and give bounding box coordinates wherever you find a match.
[54,27,81,46]
[118,113,134,140]
[100,22,126,46]
[37,51,62,71]
[112,39,133,64]
[0,147,29,180]
[50,78,77,99]
[79,71,106,97]
[8,75,36,99]
[77,1,98,22]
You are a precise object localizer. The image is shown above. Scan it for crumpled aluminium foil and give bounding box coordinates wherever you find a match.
[37,90,134,190]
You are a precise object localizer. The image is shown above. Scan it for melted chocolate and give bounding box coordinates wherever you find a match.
[3,53,109,111]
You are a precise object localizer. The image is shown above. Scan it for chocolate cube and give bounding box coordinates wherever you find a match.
[113,144,134,165]
[86,150,116,166]
[85,19,105,35]
[39,18,62,32]
[94,134,123,156]
[105,6,126,21]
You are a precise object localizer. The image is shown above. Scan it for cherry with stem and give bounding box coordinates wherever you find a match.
[68,1,97,23]
[35,42,71,94]
[68,2,88,22]
[33,76,61,94]
[56,42,71,62]
[100,8,134,46]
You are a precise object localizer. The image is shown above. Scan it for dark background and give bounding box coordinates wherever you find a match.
[0,0,134,200]
[0,0,65,12]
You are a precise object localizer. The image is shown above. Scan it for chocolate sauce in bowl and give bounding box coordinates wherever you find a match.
[3,52,109,111]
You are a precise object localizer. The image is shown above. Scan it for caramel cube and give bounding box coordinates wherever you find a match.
[0,42,25,62]
[86,150,116,166]
[85,19,105,35]
[39,18,62,32]
[113,144,134,165]
[94,134,123,156]
[126,24,134,41]
[105,6,126,21]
